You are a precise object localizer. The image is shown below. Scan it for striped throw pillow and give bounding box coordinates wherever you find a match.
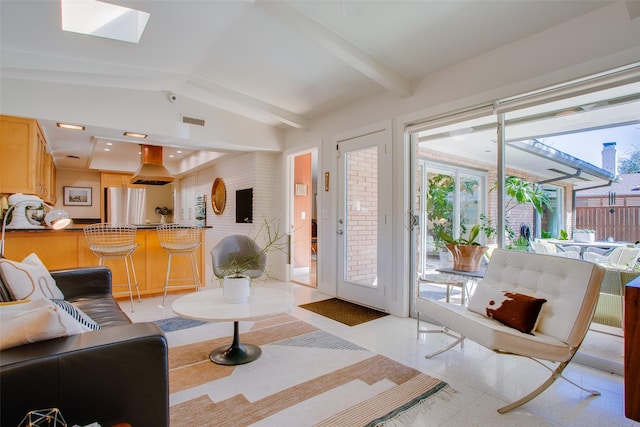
[50,299,100,331]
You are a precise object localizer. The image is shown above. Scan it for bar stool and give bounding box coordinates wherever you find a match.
[83,223,141,311]
[157,224,202,306]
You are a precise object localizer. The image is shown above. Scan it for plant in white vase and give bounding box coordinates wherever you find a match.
[214,218,287,303]
[573,229,595,243]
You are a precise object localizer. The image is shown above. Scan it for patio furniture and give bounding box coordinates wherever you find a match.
[531,240,580,258]
[416,249,605,413]
[583,247,640,269]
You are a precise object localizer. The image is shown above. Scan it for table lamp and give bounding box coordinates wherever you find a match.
[1,193,72,257]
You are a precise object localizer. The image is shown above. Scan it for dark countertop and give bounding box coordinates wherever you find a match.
[4,223,211,232]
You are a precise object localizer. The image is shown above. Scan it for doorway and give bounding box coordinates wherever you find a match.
[289,149,318,288]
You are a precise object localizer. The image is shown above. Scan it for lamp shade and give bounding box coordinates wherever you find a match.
[44,209,72,229]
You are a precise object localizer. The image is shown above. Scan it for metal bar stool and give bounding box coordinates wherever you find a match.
[157,224,202,306]
[83,223,141,311]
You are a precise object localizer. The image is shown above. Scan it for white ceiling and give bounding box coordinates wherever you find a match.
[0,0,633,175]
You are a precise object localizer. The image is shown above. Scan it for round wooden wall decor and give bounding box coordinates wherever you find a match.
[211,178,226,215]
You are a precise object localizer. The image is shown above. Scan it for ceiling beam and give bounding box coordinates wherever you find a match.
[186,77,309,129]
[258,1,412,98]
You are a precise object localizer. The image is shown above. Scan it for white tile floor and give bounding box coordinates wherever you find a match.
[120,282,639,427]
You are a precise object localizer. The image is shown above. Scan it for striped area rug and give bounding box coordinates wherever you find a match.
[168,314,451,426]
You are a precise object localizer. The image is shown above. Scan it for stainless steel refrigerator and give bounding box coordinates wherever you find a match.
[105,187,146,224]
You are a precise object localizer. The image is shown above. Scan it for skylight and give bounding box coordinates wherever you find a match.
[61,0,150,44]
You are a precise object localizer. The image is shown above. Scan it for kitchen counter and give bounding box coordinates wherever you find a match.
[2,227,207,298]
[3,223,211,231]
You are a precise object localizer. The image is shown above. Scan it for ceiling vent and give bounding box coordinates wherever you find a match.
[182,115,205,126]
[130,145,174,185]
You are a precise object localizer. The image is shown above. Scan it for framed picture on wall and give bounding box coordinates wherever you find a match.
[63,186,92,206]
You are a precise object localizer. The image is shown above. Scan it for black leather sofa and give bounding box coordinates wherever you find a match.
[0,266,169,427]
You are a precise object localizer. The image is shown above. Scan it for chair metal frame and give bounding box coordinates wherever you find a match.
[83,223,141,311]
[157,224,202,306]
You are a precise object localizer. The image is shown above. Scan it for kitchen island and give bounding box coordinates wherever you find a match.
[2,225,207,299]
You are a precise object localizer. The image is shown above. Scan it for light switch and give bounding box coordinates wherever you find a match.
[301,211,306,219]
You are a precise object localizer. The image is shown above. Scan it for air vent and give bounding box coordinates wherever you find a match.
[182,115,205,126]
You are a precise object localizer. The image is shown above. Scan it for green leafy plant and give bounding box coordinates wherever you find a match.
[559,229,569,240]
[497,176,551,215]
[426,173,454,247]
[438,215,496,246]
[541,230,552,239]
[508,236,530,250]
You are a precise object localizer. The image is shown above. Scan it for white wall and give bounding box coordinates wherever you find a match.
[283,2,640,316]
[55,169,101,218]
[177,151,283,287]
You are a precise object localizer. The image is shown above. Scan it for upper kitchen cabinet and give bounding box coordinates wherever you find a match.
[0,115,55,204]
[100,172,145,189]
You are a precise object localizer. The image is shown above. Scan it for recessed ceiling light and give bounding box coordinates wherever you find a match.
[57,122,85,131]
[177,150,182,154]
[61,0,150,44]
[104,148,110,152]
[106,142,113,146]
[123,132,147,138]
[169,155,174,158]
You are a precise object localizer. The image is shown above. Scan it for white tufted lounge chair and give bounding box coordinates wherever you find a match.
[416,249,605,413]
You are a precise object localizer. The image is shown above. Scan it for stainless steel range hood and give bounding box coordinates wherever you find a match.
[130,145,175,185]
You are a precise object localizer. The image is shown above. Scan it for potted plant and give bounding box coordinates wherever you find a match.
[215,218,287,303]
[155,206,172,223]
[438,215,496,272]
[573,229,595,243]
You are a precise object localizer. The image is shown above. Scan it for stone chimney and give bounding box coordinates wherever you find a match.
[601,142,618,175]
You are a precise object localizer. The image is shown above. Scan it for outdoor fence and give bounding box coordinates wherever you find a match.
[575,206,640,243]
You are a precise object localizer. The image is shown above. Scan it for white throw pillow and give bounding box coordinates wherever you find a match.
[0,298,93,350]
[0,253,64,300]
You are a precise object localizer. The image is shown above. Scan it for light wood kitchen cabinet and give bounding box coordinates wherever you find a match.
[100,172,145,190]
[0,115,53,202]
[3,227,205,299]
[43,152,57,204]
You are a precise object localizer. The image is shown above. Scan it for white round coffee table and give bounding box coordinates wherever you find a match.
[171,287,295,365]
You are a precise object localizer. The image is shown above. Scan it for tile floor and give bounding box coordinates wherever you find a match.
[120,282,639,427]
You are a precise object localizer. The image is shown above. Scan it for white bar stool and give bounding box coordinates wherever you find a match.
[157,224,202,306]
[83,223,141,311]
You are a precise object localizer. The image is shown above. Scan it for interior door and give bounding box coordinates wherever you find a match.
[336,129,390,310]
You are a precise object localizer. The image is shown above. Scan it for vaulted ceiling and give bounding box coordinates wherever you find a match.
[0,0,630,173]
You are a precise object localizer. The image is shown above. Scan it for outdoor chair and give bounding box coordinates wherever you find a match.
[583,246,640,270]
[416,249,605,413]
[531,240,580,258]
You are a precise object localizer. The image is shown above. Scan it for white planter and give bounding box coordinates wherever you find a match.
[223,275,251,303]
[574,232,595,243]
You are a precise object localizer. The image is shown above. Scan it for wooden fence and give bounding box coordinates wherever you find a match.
[575,206,640,243]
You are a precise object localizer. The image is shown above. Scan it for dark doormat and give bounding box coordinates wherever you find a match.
[298,298,388,326]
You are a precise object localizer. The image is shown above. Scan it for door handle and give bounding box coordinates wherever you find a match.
[337,230,343,235]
